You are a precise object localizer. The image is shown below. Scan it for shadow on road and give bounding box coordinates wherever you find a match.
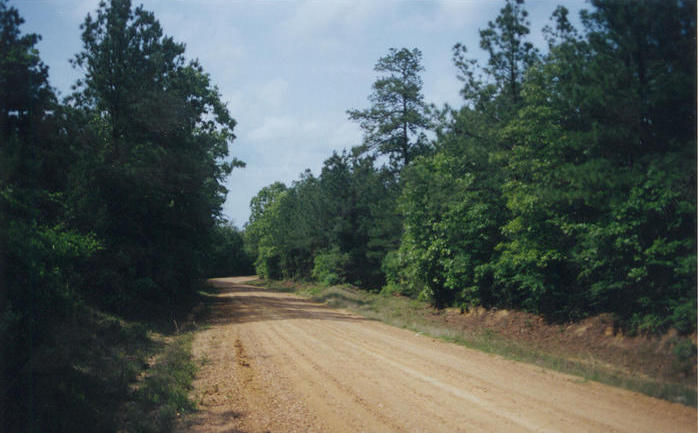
[202,281,369,326]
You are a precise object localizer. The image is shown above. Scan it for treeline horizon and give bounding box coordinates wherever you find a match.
[245,0,697,335]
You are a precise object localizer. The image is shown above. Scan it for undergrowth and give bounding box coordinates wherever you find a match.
[1,296,202,433]
[121,333,198,433]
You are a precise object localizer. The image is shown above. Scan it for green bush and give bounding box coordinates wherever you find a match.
[672,339,697,377]
[381,250,421,297]
[312,248,350,286]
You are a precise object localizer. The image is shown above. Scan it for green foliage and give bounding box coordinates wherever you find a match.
[487,0,696,326]
[397,145,506,309]
[478,0,538,107]
[348,47,432,169]
[244,0,695,335]
[243,0,696,334]
[245,182,290,280]
[123,333,197,433]
[245,153,400,289]
[1,0,241,431]
[68,0,241,308]
[1,2,104,429]
[391,0,695,332]
[312,247,350,286]
[2,303,154,433]
[0,0,54,138]
[207,223,254,277]
[381,250,421,298]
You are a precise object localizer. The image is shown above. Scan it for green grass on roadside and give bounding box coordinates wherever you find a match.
[250,278,697,407]
[121,332,198,433]
[8,299,203,433]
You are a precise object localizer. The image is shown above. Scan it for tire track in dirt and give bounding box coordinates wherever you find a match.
[246,288,445,432]
[294,319,569,432]
[273,316,530,432]
[178,277,697,433]
[238,289,507,432]
[297,318,626,432]
[276,297,691,432]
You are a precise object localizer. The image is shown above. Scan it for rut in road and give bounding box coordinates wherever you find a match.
[176,277,697,433]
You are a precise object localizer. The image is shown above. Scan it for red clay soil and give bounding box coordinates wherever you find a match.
[429,305,696,383]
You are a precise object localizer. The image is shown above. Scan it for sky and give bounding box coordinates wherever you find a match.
[11,0,587,227]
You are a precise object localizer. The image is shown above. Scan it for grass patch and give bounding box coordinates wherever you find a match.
[255,278,696,407]
[121,332,198,433]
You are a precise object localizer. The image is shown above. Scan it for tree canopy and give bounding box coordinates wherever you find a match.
[348,47,431,170]
[69,0,243,307]
[248,0,696,334]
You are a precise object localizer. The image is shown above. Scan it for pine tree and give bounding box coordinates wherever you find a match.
[348,48,431,170]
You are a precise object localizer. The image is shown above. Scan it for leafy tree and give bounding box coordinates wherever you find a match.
[348,48,431,169]
[319,153,400,288]
[245,182,288,279]
[207,222,254,277]
[244,0,696,335]
[69,0,241,308]
[452,0,538,125]
[391,0,538,309]
[575,0,696,330]
[494,0,696,327]
[245,152,400,289]
[0,1,100,430]
[1,1,249,431]
[396,119,507,308]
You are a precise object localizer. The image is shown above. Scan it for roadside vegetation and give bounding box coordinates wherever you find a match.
[253,278,696,407]
[0,0,250,431]
[2,0,695,430]
[245,0,696,336]
[122,331,199,433]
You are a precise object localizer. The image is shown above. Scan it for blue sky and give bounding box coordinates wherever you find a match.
[12,0,586,227]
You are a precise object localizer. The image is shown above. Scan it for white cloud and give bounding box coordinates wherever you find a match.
[282,0,394,42]
[257,78,289,109]
[247,116,299,142]
[389,0,494,33]
[328,120,362,150]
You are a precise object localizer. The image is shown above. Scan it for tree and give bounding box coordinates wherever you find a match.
[244,182,288,279]
[244,151,401,288]
[391,0,540,309]
[348,48,431,169]
[69,0,242,307]
[478,0,538,108]
[207,222,254,277]
[452,0,538,125]
[0,1,100,430]
[493,0,696,327]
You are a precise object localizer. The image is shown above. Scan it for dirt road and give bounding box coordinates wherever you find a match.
[177,277,696,433]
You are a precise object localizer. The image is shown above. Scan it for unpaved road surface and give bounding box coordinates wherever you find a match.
[177,277,696,433]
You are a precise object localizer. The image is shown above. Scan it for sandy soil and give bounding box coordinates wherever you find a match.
[176,277,697,433]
